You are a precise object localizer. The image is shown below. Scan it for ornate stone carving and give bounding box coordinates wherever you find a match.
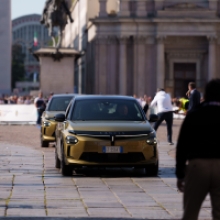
[165,36,207,46]
[133,36,147,44]
[146,36,155,44]
[117,36,129,44]
[107,36,118,44]
[95,36,109,44]
[99,0,108,17]
[156,36,166,44]
[164,3,206,11]
[118,0,130,17]
[167,51,204,60]
[207,35,217,44]
[133,36,155,44]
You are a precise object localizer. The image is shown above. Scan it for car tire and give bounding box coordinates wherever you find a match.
[145,161,158,177]
[55,148,61,169]
[41,137,49,148]
[61,145,72,176]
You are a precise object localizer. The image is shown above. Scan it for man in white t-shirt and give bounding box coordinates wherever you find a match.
[150,88,174,145]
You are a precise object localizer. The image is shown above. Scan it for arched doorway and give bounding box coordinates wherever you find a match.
[174,63,196,98]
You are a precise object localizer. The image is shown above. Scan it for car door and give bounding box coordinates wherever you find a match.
[56,101,74,159]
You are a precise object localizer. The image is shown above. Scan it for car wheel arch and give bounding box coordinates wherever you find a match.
[60,139,68,165]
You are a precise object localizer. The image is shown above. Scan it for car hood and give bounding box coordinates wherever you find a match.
[44,111,65,119]
[68,121,153,133]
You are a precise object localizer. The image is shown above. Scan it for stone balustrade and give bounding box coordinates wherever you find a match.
[98,0,149,18]
[98,0,219,18]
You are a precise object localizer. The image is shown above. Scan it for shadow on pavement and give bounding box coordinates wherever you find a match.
[158,167,176,178]
[49,166,175,178]
[72,167,149,178]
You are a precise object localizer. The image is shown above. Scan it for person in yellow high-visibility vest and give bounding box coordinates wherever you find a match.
[174,98,189,115]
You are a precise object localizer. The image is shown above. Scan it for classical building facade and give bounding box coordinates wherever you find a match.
[63,0,220,98]
[12,14,50,93]
[0,0,11,95]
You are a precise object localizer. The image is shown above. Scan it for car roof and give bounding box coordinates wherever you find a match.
[51,94,77,98]
[74,95,135,101]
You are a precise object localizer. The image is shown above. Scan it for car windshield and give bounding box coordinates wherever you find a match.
[71,99,144,121]
[48,97,73,111]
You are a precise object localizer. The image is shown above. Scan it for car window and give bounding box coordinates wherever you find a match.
[71,99,144,121]
[48,97,73,111]
[66,101,73,120]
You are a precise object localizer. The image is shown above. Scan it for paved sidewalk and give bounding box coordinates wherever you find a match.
[0,143,212,219]
[0,121,212,219]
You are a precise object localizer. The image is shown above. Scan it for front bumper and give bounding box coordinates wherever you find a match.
[41,120,57,141]
[66,157,158,167]
[63,135,158,167]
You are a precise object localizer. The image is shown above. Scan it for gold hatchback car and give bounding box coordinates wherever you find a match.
[41,94,75,147]
[54,95,159,176]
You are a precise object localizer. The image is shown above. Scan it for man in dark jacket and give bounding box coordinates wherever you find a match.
[176,79,220,220]
[187,82,201,113]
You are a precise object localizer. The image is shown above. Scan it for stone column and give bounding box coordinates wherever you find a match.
[118,36,128,95]
[97,36,108,94]
[133,36,138,95]
[99,0,107,17]
[154,0,164,11]
[156,36,166,89]
[107,36,118,94]
[209,0,218,10]
[136,0,147,17]
[118,0,130,17]
[208,36,217,80]
[95,38,100,94]
[78,59,82,94]
[135,36,146,96]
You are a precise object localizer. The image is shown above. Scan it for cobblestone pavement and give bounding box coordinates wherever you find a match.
[0,120,212,219]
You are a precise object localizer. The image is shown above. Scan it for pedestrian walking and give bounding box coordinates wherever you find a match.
[34,91,46,128]
[176,79,220,220]
[186,82,201,113]
[142,94,149,115]
[133,94,142,107]
[150,88,174,145]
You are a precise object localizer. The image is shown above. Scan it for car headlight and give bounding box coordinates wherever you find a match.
[43,121,51,127]
[66,136,78,144]
[146,131,157,145]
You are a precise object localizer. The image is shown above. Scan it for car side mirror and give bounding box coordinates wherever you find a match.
[54,113,66,122]
[149,114,158,122]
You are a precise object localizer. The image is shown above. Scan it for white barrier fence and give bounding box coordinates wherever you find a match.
[0,105,37,123]
[0,104,184,123]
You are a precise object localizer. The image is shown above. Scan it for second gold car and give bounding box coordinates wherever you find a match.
[41,94,75,147]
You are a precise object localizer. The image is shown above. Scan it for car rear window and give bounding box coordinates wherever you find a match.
[71,99,144,121]
[48,97,73,111]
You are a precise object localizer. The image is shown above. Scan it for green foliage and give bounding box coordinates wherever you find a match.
[11,44,25,89]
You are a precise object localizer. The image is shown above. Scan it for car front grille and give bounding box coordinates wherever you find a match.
[79,152,145,163]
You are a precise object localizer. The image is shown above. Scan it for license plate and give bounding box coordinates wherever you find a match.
[103,146,123,153]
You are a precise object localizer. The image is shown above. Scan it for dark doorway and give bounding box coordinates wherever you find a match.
[174,63,196,98]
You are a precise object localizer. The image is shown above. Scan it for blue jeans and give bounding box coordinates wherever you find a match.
[36,109,43,125]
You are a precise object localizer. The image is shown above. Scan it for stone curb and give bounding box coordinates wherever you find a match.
[0,122,36,126]
[0,218,180,220]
